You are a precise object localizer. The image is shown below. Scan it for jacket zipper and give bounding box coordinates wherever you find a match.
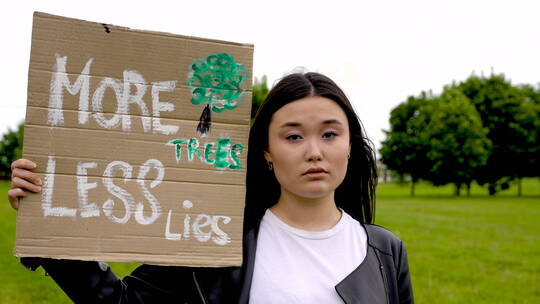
[374,249,390,304]
[379,264,390,304]
[192,271,207,304]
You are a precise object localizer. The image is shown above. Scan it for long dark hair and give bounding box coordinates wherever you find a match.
[244,72,377,231]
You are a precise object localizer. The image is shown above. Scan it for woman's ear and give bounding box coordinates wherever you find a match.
[264,150,272,163]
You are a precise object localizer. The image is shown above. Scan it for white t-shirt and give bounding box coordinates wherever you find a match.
[249,209,368,303]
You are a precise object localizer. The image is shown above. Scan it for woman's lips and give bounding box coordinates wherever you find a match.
[303,168,328,178]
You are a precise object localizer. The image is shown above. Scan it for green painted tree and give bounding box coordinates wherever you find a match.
[188,53,249,137]
[414,87,491,196]
[0,122,24,179]
[379,92,432,196]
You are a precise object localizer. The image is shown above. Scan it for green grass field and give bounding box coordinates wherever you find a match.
[376,180,540,304]
[0,179,538,303]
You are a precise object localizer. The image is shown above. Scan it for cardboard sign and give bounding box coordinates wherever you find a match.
[14,12,253,267]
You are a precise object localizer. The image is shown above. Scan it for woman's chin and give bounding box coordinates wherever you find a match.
[294,186,336,200]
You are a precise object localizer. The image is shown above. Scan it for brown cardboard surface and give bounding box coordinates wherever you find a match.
[15,12,253,267]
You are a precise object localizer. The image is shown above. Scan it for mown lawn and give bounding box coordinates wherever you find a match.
[0,179,538,303]
[376,179,539,304]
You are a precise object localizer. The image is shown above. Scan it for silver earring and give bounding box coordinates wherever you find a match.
[267,161,273,170]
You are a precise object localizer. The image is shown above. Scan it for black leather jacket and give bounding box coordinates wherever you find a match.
[22,222,413,304]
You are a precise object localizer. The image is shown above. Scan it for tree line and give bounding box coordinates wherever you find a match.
[380,73,539,196]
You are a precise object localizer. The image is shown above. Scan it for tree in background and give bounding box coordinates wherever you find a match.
[381,73,539,196]
[513,84,540,195]
[414,87,491,196]
[251,75,269,120]
[379,92,432,196]
[458,74,539,195]
[0,122,24,179]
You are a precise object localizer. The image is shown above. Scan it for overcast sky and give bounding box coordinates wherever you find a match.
[2,0,539,150]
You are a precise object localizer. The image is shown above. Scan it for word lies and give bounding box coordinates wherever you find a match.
[165,200,231,245]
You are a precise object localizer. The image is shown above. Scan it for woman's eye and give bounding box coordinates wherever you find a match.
[286,134,302,141]
[322,131,338,139]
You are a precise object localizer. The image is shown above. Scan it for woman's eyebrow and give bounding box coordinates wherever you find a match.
[322,119,343,125]
[279,119,343,128]
[279,122,301,128]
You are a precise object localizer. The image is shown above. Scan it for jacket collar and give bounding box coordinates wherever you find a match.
[335,245,388,303]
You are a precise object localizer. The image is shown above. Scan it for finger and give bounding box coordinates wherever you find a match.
[11,176,42,193]
[8,188,28,210]
[11,168,42,186]
[11,159,37,171]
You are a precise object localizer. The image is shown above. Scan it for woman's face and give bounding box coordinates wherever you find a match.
[265,96,351,200]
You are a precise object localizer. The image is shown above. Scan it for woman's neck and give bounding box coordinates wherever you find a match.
[269,189,342,231]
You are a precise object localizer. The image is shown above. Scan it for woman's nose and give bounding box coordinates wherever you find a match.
[306,139,323,162]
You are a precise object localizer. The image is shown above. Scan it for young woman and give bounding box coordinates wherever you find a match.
[8,72,414,303]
